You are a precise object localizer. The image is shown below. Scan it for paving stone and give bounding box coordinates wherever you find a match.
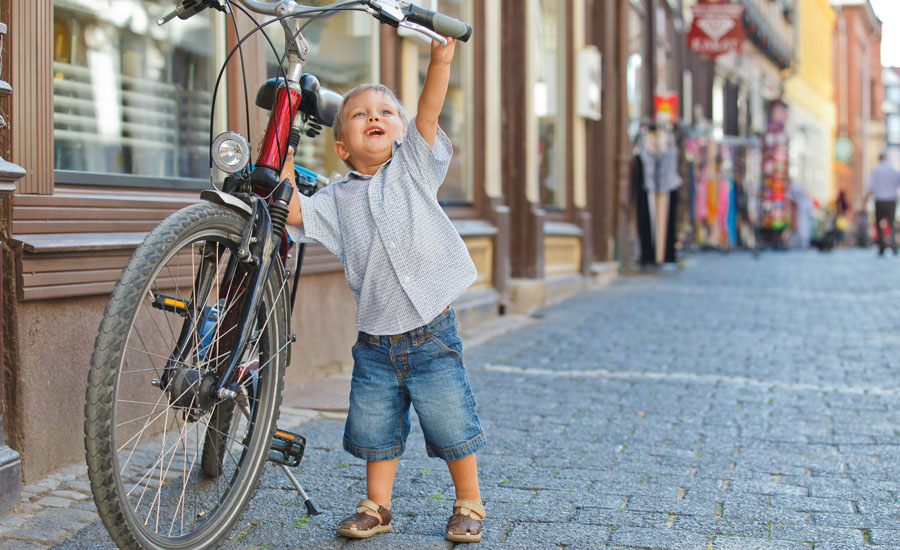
[47,491,88,503]
[711,536,812,550]
[0,541,47,550]
[608,525,710,549]
[58,480,91,494]
[3,526,70,544]
[0,517,26,530]
[32,497,73,509]
[30,507,97,530]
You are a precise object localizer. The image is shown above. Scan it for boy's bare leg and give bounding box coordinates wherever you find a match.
[346,457,399,526]
[447,453,482,519]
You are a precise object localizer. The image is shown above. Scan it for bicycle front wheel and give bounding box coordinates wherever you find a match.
[84,202,291,550]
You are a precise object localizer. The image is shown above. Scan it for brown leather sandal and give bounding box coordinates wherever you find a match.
[336,499,392,539]
[445,498,486,543]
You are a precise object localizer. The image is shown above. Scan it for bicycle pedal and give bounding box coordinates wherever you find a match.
[150,293,189,316]
[269,428,306,467]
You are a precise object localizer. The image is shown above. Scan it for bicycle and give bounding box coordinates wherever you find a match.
[82,1,471,548]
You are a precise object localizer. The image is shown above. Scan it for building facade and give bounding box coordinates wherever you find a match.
[783,0,836,205]
[831,0,883,211]
[883,67,900,168]
[0,0,25,517]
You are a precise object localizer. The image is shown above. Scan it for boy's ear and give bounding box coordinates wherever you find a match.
[334,140,351,162]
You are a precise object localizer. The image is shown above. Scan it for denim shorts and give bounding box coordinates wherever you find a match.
[343,308,486,462]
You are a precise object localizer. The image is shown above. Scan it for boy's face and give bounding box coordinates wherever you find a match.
[334,89,406,175]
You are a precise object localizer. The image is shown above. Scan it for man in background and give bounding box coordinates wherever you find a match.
[864,151,900,256]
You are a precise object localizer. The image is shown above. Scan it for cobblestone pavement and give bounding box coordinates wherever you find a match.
[5,248,900,549]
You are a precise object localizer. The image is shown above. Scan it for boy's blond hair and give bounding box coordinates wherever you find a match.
[333,83,410,147]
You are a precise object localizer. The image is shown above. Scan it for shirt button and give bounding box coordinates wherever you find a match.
[390,241,397,249]
[404,275,410,283]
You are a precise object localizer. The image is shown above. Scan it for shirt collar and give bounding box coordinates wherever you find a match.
[341,139,401,181]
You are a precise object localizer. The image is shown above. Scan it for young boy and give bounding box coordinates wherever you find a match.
[282,37,487,543]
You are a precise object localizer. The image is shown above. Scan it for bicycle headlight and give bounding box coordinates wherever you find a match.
[212,131,250,174]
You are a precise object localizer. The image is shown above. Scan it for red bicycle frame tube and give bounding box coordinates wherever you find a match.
[255,85,302,171]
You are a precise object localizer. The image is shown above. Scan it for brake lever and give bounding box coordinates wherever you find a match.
[398,20,447,46]
[364,0,404,26]
[366,1,448,46]
[157,0,225,26]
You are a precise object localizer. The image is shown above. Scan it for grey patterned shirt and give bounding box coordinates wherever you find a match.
[292,118,477,335]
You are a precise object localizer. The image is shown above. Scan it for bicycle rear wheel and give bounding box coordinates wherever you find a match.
[85,202,291,550]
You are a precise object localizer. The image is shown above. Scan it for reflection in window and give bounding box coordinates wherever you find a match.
[626,4,644,141]
[888,114,900,145]
[416,0,473,205]
[53,1,218,180]
[535,0,564,209]
[888,86,900,105]
[266,6,377,180]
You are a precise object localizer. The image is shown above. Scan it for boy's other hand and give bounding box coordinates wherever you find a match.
[430,37,456,66]
[280,147,296,185]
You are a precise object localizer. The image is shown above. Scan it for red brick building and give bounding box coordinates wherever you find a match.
[832,0,883,210]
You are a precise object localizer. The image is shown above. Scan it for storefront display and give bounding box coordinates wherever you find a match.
[686,133,762,250]
[760,100,790,241]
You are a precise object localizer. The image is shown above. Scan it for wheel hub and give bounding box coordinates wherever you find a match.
[165,367,219,419]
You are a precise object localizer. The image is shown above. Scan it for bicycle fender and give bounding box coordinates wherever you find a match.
[200,189,252,217]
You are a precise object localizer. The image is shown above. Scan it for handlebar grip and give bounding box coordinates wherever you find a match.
[431,12,472,42]
[405,3,472,42]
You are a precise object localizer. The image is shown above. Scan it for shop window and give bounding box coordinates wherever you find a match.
[887,86,900,106]
[266,7,378,181]
[534,0,566,210]
[887,114,900,145]
[626,3,645,141]
[414,0,474,206]
[52,1,222,188]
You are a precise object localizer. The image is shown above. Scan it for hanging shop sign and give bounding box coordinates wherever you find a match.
[834,137,853,164]
[687,2,745,58]
[654,93,679,124]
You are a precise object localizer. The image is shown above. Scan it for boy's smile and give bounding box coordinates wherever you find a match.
[334,88,406,175]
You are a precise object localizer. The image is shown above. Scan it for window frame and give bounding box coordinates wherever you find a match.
[50,1,228,189]
[402,0,476,209]
[533,0,568,213]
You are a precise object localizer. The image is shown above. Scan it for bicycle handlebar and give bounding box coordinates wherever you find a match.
[159,0,472,42]
[403,2,472,42]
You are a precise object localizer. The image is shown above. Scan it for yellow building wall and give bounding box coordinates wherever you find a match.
[783,0,837,197]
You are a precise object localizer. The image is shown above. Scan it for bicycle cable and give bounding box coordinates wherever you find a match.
[226,1,253,171]
[207,0,364,192]
[227,0,360,197]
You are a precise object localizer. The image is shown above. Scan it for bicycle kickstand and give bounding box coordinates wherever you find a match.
[269,428,322,516]
[280,464,322,516]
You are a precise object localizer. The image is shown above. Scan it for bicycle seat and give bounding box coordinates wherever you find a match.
[255,74,342,128]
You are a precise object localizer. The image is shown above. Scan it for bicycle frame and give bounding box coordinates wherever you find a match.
[171,34,310,401]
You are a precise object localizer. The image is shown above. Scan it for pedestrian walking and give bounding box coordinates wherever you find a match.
[863,151,900,255]
[282,37,487,543]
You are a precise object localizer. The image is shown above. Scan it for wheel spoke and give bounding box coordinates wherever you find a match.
[87,205,288,548]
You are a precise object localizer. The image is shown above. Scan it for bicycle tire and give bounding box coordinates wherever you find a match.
[85,202,290,550]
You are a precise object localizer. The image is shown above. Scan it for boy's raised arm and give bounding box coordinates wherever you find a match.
[416,37,456,147]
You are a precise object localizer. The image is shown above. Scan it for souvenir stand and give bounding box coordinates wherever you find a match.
[759,100,790,246]
[685,131,762,250]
